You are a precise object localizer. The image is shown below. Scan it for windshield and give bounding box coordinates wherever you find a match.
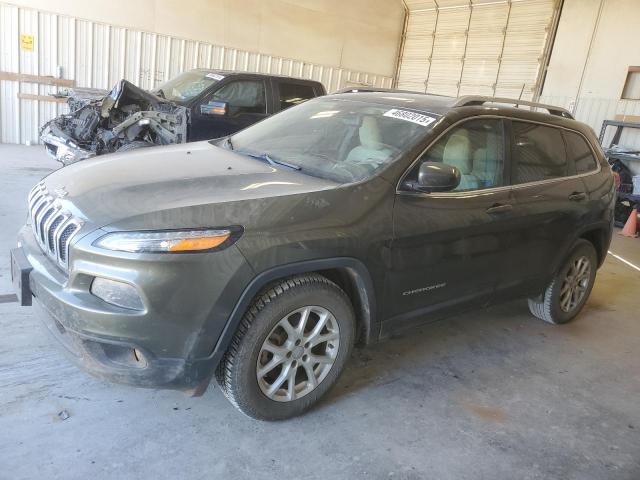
[155,70,223,102]
[228,98,436,183]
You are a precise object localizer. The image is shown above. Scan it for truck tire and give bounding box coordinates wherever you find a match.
[216,274,355,420]
[528,239,598,325]
[116,140,154,153]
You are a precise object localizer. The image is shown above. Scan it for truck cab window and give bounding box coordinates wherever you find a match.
[210,80,266,115]
[278,82,316,111]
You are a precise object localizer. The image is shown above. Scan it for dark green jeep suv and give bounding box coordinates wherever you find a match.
[11,92,615,420]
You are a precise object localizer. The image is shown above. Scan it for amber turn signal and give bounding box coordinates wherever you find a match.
[168,234,230,252]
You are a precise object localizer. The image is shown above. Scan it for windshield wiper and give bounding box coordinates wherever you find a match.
[237,151,301,171]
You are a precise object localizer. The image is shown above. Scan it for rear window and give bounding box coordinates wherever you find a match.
[512,121,568,184]
[278,82,316,110]
[564,130,598,174]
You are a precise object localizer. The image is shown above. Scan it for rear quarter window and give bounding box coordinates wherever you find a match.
[512,121,567,184]
[564,130,599,174]
[277,82,316,111]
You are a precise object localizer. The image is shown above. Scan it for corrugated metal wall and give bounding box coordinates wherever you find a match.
[0,2,393,145]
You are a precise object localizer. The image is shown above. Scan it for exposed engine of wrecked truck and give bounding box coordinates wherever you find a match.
[40,80,188,165]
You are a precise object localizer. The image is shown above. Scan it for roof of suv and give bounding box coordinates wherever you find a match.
[327,90,588,134]
[329,91,457,116]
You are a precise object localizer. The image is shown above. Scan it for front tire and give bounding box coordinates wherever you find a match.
[216,274,355,420]
[528,239,598,325]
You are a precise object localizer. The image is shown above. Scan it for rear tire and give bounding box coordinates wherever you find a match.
[215,274,355,420]
[528,239,598,325]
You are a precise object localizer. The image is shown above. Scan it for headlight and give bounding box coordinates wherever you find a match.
[93,227,241,253]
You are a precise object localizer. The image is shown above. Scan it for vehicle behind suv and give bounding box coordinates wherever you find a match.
[41,69,326,164]
[12,92,614,420]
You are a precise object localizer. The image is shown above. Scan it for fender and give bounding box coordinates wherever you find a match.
[209,256,377,362]
[548,220,612,281]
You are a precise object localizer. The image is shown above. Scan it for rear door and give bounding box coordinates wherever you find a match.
[499,120,592,297]
[386,117,516,332]
[273,80,322,113]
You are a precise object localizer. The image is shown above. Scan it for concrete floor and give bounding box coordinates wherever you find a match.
[0,143,639,480]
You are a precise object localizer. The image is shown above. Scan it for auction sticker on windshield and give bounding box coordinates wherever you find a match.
[383,109,436,127]
[206,73,225,81]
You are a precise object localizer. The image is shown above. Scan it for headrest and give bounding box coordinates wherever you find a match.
[359,117,384,150]
[443,132,472,174]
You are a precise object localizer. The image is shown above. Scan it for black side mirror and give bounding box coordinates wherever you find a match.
[412,161,461,193]
[200,101,228,116]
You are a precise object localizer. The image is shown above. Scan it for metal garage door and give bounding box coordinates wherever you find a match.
[396,0,561,100]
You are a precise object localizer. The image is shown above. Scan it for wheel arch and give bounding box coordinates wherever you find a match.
[211,257,378,362]
[538,223,612,297]
[579,226,610,268]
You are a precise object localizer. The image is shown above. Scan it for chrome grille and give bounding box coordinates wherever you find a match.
[28,182,81,271]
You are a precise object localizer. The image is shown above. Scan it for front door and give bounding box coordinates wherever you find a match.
[385,118,514,333]
[190,79,269,141]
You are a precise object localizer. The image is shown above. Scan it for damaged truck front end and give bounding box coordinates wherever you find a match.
[41,80,188,165]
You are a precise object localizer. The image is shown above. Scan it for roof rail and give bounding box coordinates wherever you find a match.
[333,87,423,95]
[453,96,574,119]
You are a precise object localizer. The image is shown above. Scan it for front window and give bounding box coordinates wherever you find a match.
[416,118,506,192]
[227,98,435,183]
[156,70,223,102]
[207,80,266,115]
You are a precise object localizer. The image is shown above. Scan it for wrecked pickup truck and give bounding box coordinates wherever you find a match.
[41,69,326,165]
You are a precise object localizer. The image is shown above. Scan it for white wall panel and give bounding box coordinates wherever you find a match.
[19,7,39,144]
[37,11,57,125]
[0,2,392,144]
[0,4,20,143]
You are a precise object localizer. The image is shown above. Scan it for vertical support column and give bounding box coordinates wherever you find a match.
[493,1,513,97]
[424,5,440,94]
[533,0,565,102]
[456,1,474,97]
[392,0,409,88]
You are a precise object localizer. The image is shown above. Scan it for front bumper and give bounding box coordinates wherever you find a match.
[13,225,253,393]
[40,124,94,165]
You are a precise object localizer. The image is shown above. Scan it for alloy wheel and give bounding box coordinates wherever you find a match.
[559,255,591,313]
[256,306,340,402]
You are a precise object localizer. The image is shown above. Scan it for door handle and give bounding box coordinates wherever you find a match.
[568,192,587,201]
[486,203,513,214]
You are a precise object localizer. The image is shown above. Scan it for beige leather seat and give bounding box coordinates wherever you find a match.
[442,131,480,191]
[472,130,502,188]
[346,117,393,166]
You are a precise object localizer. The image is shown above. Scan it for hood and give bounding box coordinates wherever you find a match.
[43,141,338,229]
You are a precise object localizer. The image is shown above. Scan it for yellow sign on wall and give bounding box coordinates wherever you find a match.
[20,34,34,51]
